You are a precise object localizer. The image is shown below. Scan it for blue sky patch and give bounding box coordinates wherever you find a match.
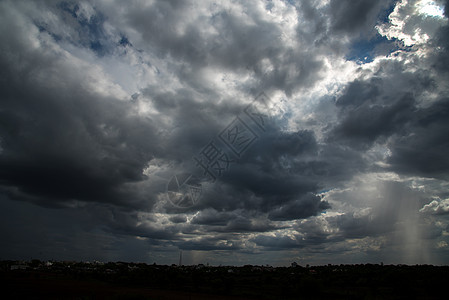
[119,36,132,47]
[346,33,398,64]
[379,0,399,24]
[58,2,112,57]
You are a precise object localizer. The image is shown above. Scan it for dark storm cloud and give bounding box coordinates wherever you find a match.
[387,97,449,179]
[175,236,242,251]
[329,0,394,36]
[252,234,301,250]
[329,212,392,239]
[0,3,165,209]
[252,215,340,251]
[293,217,340,245]
[223,215,276,232]
[165,121,370,224]
[191,208,232,226]
[187,129,333,219]
[138,87,245,162]
[326,64,449,181]
[294,0,396,59]
[252,181,442,251]
[326,12,449,177]
[187,208,277,233]
[169,215,187,224]
[331,90,416,149]
[0,73,160,209]
[268,193,330,221]
[381,10,449,179]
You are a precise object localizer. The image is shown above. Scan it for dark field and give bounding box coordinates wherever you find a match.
[1,261,448,299]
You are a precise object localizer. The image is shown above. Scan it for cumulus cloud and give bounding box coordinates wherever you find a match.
[420,198,449,214]
[1,0,449,265]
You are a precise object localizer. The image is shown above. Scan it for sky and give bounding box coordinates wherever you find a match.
[1,0,449,266]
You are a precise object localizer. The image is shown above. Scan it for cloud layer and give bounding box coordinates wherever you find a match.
[1,0,449,265]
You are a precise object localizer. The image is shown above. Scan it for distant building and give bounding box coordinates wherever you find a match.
[11,264,27,270]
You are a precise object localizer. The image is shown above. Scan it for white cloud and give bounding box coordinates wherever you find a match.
[420,198,449,214]
[377,0,446,47]
[416,0,445,18]
[436,240,448,248]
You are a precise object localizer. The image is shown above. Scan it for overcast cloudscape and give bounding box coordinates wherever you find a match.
[1,0,449,266]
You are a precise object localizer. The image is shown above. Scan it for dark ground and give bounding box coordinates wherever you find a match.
[1,261,448,299]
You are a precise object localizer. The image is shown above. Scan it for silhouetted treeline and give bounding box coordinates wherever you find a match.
[1,260,448,299]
